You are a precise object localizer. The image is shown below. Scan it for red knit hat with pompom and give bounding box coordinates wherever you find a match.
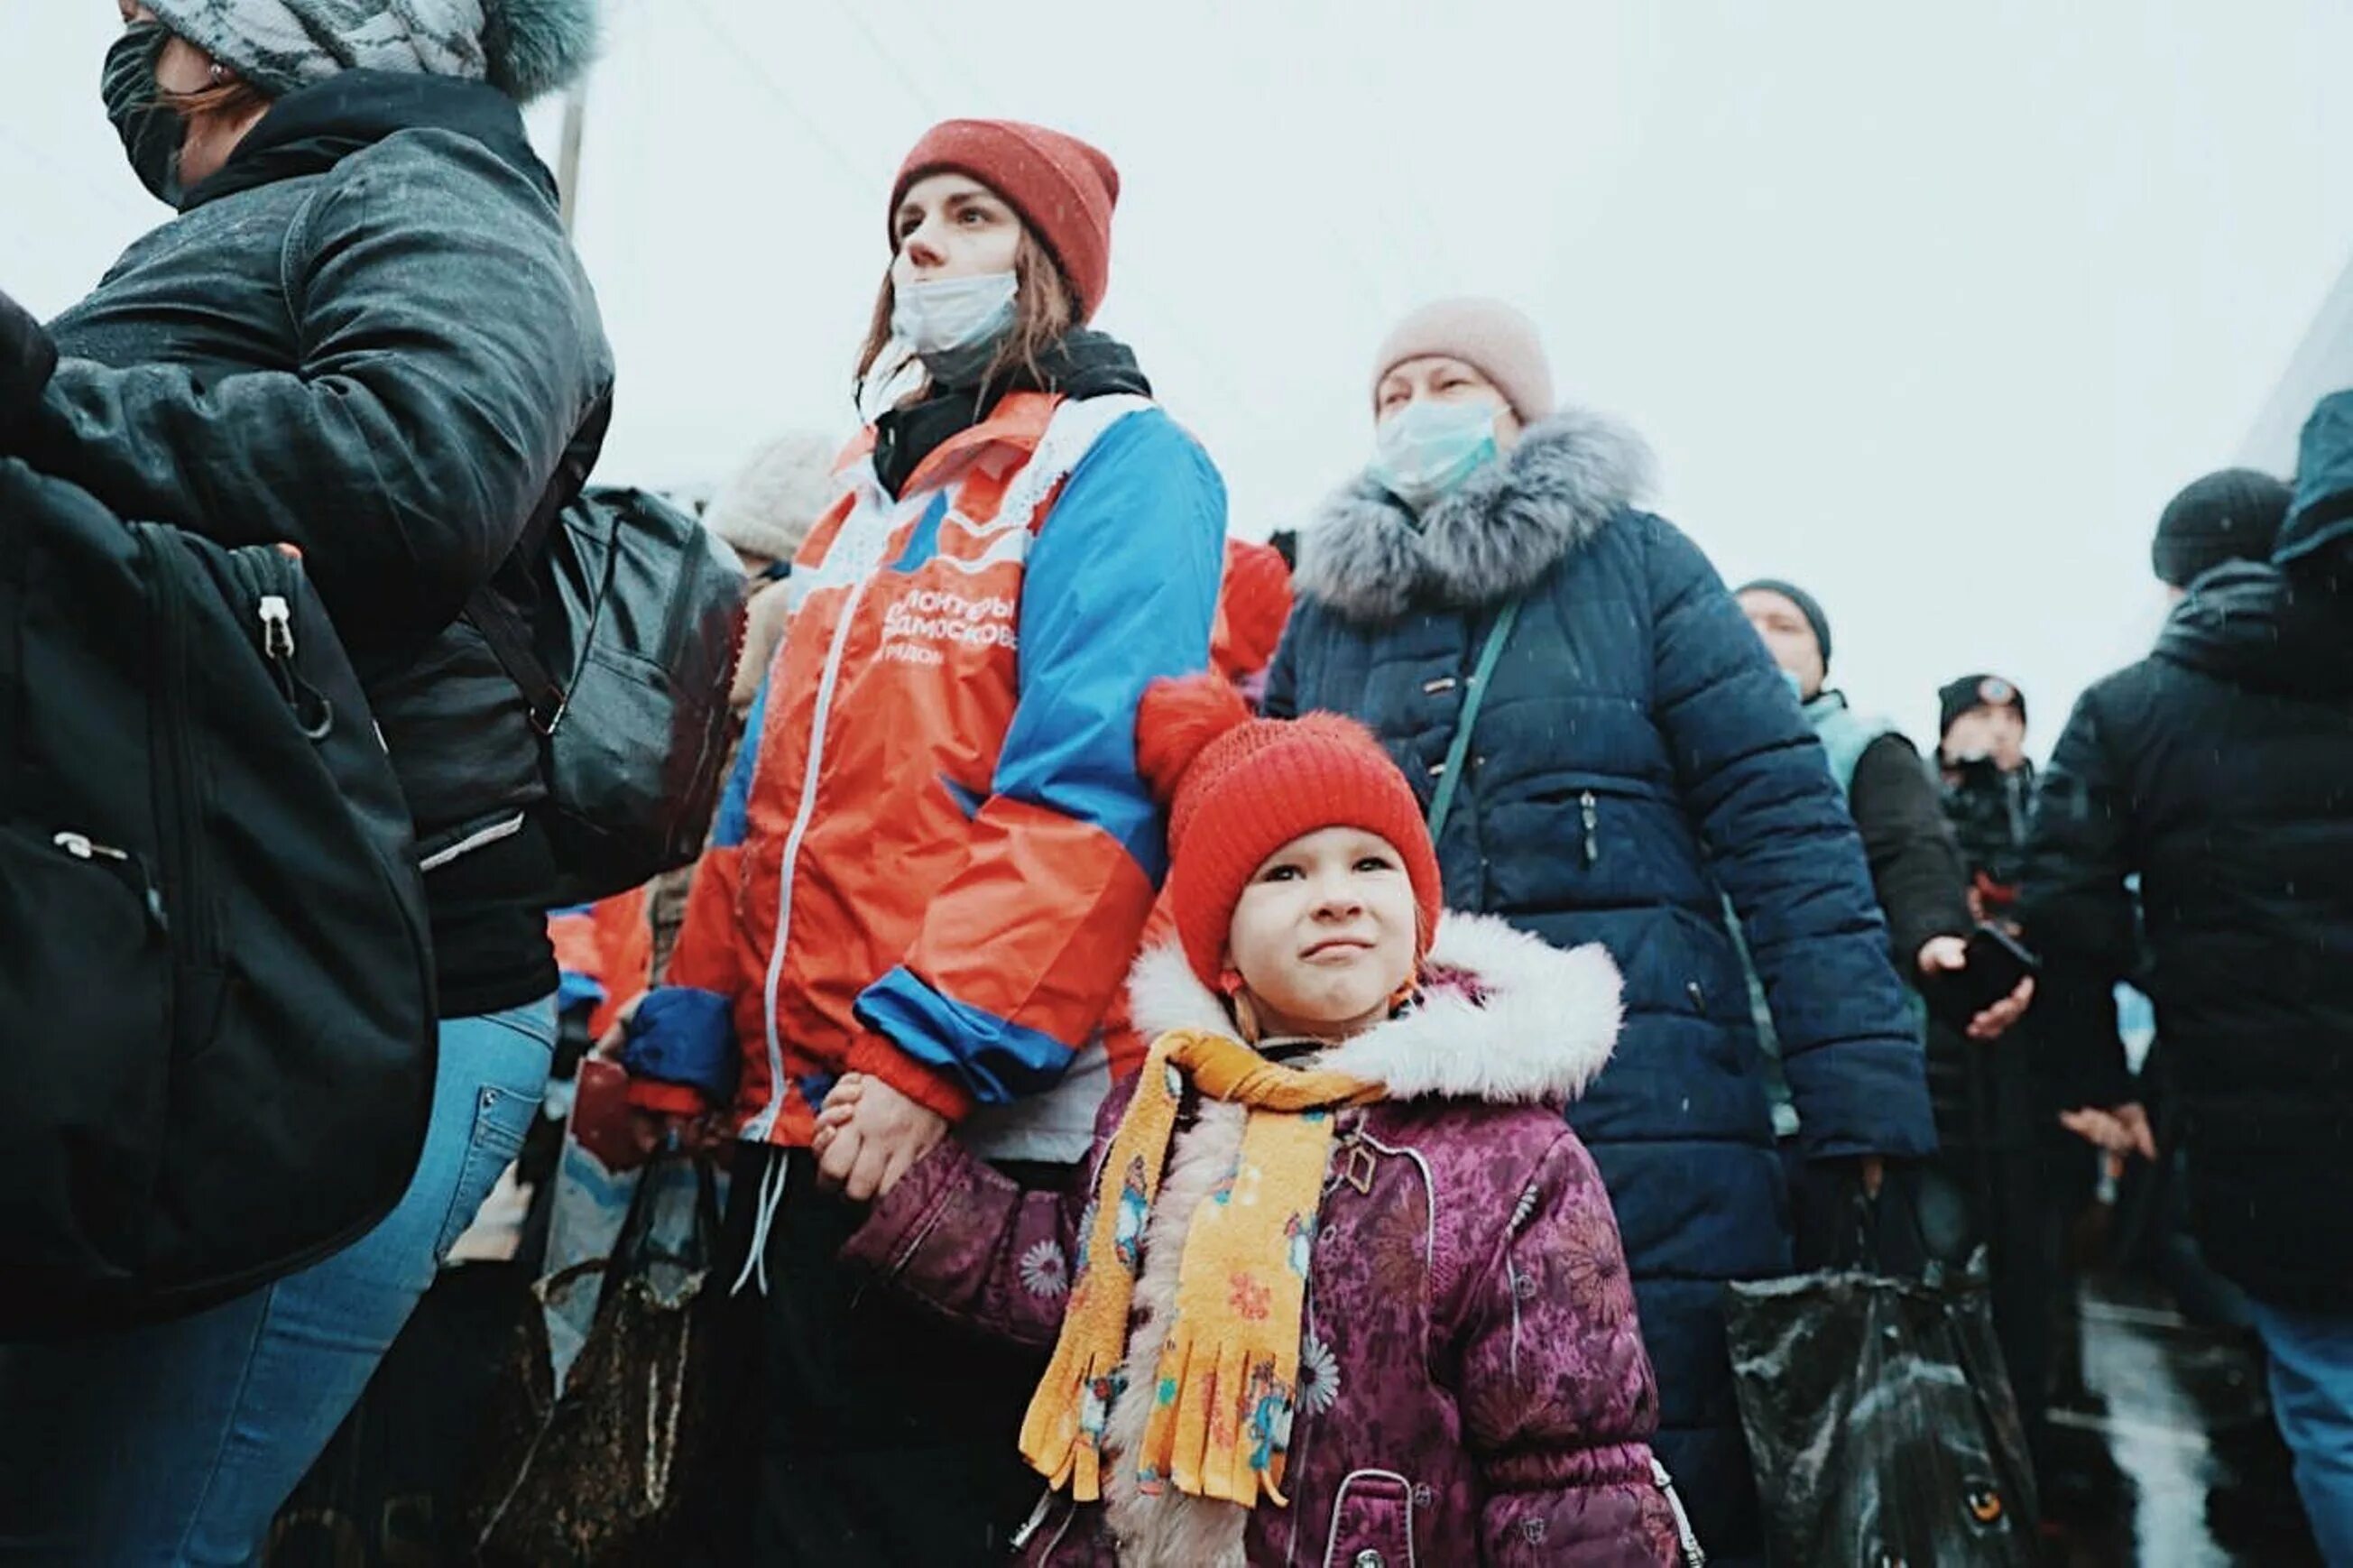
[1137,675,1444,989]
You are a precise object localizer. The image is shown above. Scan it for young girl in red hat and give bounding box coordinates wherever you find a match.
[822,676,1697,1565]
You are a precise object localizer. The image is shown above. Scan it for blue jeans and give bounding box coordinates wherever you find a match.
[2247,1296,2353,1566]
[0,1000,554,1567]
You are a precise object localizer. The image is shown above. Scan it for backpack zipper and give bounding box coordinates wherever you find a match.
[53,831,169,935]
[133,524,212,970]
[1580,790,1600,866]
[231,547,333,740]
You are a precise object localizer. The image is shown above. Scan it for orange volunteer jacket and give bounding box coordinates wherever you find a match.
[623,391,1224,1160]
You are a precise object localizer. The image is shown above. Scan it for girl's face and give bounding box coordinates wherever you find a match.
[1373,356,1524,451]
[890,172,1023,291]
[1226,826,1418,1041]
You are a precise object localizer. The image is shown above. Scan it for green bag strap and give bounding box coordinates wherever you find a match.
[1426,597,1522,844]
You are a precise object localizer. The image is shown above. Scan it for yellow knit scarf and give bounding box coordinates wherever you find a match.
[1018,1028,1383,1510]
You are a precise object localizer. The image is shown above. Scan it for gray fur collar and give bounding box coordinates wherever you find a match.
[1296,406,1656,623]
[1125,911,1622,1106]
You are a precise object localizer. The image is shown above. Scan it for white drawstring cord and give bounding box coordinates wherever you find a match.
[731,1148,790,1297]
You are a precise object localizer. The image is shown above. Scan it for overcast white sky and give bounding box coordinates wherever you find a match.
[10,1,2352,747]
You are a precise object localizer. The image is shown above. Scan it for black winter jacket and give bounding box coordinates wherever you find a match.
[1939,756,2035,915]
[1848,731,1972,966]
[24,73,613,1017]
[2020,564,2353,1310]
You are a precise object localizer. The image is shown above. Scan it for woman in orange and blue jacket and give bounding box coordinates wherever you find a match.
[621,118,1225,1563]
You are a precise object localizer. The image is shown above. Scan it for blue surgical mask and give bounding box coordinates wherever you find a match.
[891,271,1017,384]
[1370,398,1503,512]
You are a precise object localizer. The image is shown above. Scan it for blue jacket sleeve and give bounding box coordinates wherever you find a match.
[619,987,739,1106]
[1642,513,1934,1160]
[853,406,1227,1111]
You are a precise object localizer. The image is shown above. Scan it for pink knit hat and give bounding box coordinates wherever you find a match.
[1371,298,1555,422]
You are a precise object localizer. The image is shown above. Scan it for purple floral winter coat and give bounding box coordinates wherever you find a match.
[844,912,1698,1566]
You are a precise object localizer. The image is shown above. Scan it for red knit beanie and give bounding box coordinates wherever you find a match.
[890,119,1120,322]
[1137,675,1444,990]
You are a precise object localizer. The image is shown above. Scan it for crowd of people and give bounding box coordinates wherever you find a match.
[0,2,2348,1565]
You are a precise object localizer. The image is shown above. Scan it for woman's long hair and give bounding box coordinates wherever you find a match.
[854,229,1079,414]
[155,72,272,131]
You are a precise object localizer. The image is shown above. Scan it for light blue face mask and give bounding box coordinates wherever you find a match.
[1370,397,1504,512]
[891,271,1018,384]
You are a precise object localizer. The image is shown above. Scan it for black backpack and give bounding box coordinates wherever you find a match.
[0,460,437,1338]
[468,485,747,907]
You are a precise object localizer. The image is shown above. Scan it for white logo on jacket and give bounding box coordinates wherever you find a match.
[879,586,1019,665]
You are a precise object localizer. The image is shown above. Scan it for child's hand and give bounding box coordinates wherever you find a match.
[814,1073,946,1202]
[813,1075,866,1188]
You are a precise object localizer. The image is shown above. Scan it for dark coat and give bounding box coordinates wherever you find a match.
[1939,757,2036,913]
[1848,731,1972,967]
[23,71,613,1014]
[2021,561,2353,1311]
[1848,730,2023,1154]
[1267,410,1933,1561]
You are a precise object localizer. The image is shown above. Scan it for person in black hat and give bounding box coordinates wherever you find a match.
[1739,583,2024,1031]
[2152,468,2291,600]
[1930,666,2100,1495]
[1938,673,2034,921]
[1739,583,2053,1479]
[2020,447,2353,1559]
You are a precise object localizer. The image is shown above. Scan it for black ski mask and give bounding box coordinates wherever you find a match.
[102,22,185,208]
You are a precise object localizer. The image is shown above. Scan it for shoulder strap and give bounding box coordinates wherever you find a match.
[466,399,614,736]
[467,580,562,735]
[1426,597,1522,844]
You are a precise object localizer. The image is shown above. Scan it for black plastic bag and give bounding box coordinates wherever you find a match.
[465,1154,724,1565]
[1725,1258,2039,1566]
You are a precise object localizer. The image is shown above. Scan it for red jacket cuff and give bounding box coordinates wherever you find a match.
[625,1079,711,1117]
[844,1032,976,1124]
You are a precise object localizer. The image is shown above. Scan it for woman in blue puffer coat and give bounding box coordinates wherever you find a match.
[1266,298,1936,1563]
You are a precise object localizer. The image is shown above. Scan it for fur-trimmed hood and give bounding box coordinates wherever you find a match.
[1296,406,1656,624]
[1125,909,1623,1104]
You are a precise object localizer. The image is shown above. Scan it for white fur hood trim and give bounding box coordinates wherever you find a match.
[1124,911,1622,1105]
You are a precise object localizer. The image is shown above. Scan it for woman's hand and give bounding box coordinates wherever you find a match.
[814,1073,946,1202]
[1917,936,2036,1041]
[2061,1102,2156,1162]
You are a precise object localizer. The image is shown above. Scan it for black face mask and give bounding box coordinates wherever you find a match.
[103,22,185,208]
